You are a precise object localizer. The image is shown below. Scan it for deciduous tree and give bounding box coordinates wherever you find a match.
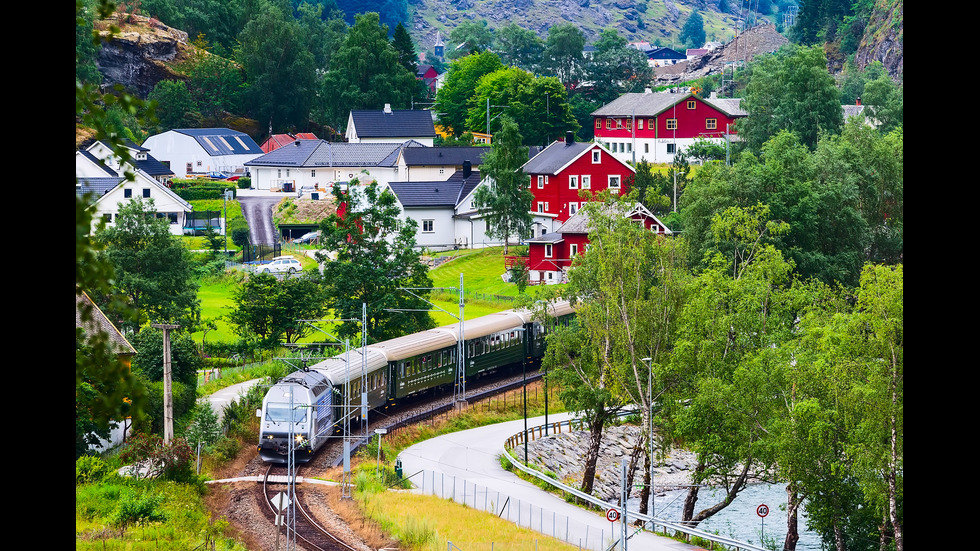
[316,180,435,342]
[473,115,534,253]
[94,197,200,332]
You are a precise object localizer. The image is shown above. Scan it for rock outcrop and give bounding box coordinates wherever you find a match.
[525,423,699,502]
[96,14,191,98]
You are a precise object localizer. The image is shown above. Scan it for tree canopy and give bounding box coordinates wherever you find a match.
[473,115,535,253]
[316,180,435,343]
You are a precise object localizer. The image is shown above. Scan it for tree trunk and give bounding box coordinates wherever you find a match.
[639,446,651,516]
[687,458,752,526]
[681,461,705,525]
[581,415,606,495]
[889,348,903,551]
[783,484,800,551]
[625,434,644,500]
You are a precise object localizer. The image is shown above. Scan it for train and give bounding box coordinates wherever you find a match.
[256,301,576,464]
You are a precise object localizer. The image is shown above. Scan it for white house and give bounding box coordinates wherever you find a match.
[79,171,194,236]
[82,140,175,183]
[141,128,263,179]
[386,164,508,251]
[345,106,437,146]
[244,139,426,192]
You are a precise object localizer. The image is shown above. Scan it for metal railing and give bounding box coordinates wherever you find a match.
[503,420,768,551]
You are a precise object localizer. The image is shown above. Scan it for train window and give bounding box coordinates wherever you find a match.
[266,405,308,423]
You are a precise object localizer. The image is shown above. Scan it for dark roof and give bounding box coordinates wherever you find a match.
[349,109,436,138]
[165,128,264,156]
[133,154,174,177]
[645,47,685,59]
[400,146,491,166]
[246,140,424,168]
[77,149,117,176]
[387,169,482,208]
[522,141,595,175]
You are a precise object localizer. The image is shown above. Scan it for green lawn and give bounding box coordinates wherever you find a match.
[194,246,560,344]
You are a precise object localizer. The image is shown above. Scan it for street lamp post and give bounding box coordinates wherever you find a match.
[641,356,655,526]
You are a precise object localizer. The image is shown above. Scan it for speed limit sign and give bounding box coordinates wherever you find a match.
[606,508,620,522]
[757,504,770,518]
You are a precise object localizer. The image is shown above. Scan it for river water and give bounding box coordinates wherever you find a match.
[629,483,821,550]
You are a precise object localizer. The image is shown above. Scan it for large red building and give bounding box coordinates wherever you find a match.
[591,91,745,165]
[522,136,636,237]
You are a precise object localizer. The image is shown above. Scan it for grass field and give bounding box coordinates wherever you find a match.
[194,246,559,344]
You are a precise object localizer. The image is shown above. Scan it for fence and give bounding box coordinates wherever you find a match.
[411,468,615,551]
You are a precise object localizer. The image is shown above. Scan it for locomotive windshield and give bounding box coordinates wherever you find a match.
[265,404,308,423]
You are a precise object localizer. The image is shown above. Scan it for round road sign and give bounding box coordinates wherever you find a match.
[757,504,770,518]
[606,508,620,522]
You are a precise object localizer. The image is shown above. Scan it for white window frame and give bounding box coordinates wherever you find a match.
[537,202,546,213]
[581,175,591,189]
[608,175,621,189]
[537,175,544,189]
[569,202,578,215]
[592,150,601,163]
[422,219,434,233]
[544,244,553,258]
[570,243,578,257]
[569,175,578,189]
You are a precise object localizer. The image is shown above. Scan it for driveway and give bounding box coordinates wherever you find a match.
[238,194,282,246]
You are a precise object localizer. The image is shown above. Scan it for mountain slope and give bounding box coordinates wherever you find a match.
[409,0,763,53]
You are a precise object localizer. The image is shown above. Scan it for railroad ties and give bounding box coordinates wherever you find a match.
[264,473,303,485]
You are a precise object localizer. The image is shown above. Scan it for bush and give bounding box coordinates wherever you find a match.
[76,455,114,484]
[111,489,165,528]
[237,177,251,189]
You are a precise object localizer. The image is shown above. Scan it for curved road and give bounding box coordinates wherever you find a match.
[238,193,282,246]
[398,413,698,551]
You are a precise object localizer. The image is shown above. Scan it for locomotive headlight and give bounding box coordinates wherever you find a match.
[294,434,306,444]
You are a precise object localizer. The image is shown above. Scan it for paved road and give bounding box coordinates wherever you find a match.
[397,413,698,551]
[238,193,282,246]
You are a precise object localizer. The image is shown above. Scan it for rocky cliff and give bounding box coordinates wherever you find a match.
[95,14,193,98]
[856,0,903,79]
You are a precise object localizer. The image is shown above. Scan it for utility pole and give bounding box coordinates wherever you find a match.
[152,323,180,443]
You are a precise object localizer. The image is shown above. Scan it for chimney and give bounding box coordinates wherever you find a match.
[463,160,472,178]
[856,97,862,106]
[383,103,392,114]
[565,131,574,145]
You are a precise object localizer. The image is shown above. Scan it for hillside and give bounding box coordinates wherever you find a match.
[409,0,765,53]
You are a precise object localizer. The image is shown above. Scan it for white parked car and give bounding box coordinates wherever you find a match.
[261,256,303,274]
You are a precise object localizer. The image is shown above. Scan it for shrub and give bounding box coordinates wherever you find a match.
[76,455,113,484]
[111,489,165,528]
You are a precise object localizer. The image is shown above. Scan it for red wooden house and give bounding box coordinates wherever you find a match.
[591,91,745,164]
[522,134,636,237]
[524,203,672,285]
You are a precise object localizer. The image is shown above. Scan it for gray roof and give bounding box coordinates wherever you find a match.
[591,92,746,118]
[526,231,564,244]
[245,140,424,168]
[165,128,264,156]
[350,109,436,138]
[387,169,483,208]
[400,146,491,166]
[522,141,595,175]
[76,291,136,355]
[76,177,125,203]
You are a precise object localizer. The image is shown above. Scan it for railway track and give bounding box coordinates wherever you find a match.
[262,464,361,551]
[318,367,545,468]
